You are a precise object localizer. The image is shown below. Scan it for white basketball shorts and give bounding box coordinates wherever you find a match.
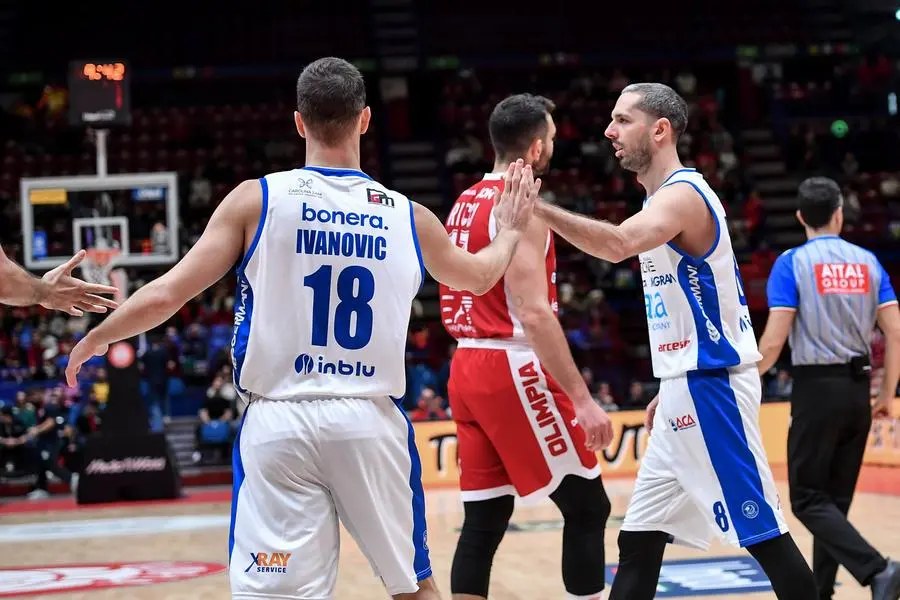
[228,396,431,599]
[621,364,789,549]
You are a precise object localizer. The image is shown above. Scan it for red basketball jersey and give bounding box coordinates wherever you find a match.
[439,173,558,341]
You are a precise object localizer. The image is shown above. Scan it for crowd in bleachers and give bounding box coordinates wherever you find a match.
[2,48,900,493]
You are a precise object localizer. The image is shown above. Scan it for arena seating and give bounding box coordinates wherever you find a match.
[1,4,897,495]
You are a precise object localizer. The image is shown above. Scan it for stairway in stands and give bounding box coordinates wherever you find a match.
[388,142,443,319]
[164,416,232,485]
[166,416,200,469]
[367,0,444,321]
[738,128,805,250]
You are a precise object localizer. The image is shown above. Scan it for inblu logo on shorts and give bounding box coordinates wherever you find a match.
[295,353,376,378]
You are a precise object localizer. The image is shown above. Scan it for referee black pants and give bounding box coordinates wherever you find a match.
[788,364,887,598]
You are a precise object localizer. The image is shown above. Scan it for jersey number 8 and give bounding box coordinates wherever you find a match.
[304,265,375,350]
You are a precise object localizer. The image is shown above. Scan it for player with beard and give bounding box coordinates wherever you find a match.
[534,83,818,599]
[440,94,614,600]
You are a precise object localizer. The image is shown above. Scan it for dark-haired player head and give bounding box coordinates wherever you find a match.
[488,94,556,174]
[294,57,371,166]
[796,176,843,238]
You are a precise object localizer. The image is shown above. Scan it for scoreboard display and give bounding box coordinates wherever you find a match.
[68,59,132,127]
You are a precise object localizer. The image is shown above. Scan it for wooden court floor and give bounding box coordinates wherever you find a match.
[1,471,899,599]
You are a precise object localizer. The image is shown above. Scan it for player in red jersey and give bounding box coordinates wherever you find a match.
[442,94,614,600]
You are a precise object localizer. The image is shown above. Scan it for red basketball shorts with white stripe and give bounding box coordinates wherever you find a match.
[448,346,600,502]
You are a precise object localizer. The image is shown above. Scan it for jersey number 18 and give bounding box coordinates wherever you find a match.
[304,265,375,350]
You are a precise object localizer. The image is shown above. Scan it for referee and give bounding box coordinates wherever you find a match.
[758,176,900,600]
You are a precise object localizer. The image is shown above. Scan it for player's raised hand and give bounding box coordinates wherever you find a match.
[38,250,120,316]
[575,399,614,451]
[65,334,108,388]
[494,159,539,233]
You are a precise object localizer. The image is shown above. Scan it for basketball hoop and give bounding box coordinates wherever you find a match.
[81,247,121,286]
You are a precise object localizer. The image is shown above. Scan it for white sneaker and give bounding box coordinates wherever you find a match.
[26,489,50,500]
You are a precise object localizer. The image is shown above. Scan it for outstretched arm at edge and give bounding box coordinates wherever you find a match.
[0,247,118,314]
[0,245,49,306]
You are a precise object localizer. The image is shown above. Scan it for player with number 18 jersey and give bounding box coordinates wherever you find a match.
[229,165,431,599]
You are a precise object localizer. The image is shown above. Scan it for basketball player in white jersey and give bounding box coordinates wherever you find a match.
[534,83,818,599]
[64,57,540,600]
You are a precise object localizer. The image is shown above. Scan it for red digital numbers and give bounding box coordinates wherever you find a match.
[82,62,126,82]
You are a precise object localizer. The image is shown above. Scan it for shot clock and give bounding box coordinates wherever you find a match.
[68,59,132,127]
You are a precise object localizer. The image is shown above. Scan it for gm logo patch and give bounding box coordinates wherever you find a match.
[367,188,395,208]
[606,557,773,597]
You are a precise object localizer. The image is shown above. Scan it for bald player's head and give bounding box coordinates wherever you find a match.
[295,57,369,146]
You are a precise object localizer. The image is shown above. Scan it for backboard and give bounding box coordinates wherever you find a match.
[20,172,179,270]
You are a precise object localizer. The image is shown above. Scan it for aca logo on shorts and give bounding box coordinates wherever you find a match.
[245,552,292,574]
[669,414,697,432]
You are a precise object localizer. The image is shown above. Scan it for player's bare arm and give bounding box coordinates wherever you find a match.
[757,310,796,375]
[505,217,613,450]
[65,179,261,386]
[0,246,118,314]
[874,303,900,418]
[415,160,538,295]
[534,182,708,263]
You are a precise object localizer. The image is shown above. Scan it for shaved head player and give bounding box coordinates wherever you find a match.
[534,83,818,599]
[65,57,540,600]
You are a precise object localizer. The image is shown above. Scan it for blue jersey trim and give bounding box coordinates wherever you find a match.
[232,178,266,395]
[660,167,697,187]
[407,200,426,291]
[391,396,433,581]
[676,258,740,369]
[664,180,721,263]
[237,177,269,275]
[686,369,782,547]
[301,165,374,181]
[232,276,255,394]
[228,411,247,565]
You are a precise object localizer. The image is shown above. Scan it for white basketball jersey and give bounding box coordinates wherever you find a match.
[231,166,424,403]
[639,169,761,379]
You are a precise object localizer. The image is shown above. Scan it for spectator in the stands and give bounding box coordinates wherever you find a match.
[60,399,101,474]
[621,381,651,410]
[0,405,28,475]
[597,382,617,410]
[194,374,235,464]
[408,387,449,422]
[12,390,36,428]
[23,391,75,499]
[141,334,168,433]
[768,369,793,400]
[92,368,109,406]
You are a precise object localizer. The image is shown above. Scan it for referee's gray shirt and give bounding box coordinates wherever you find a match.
[766,235,897,366]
